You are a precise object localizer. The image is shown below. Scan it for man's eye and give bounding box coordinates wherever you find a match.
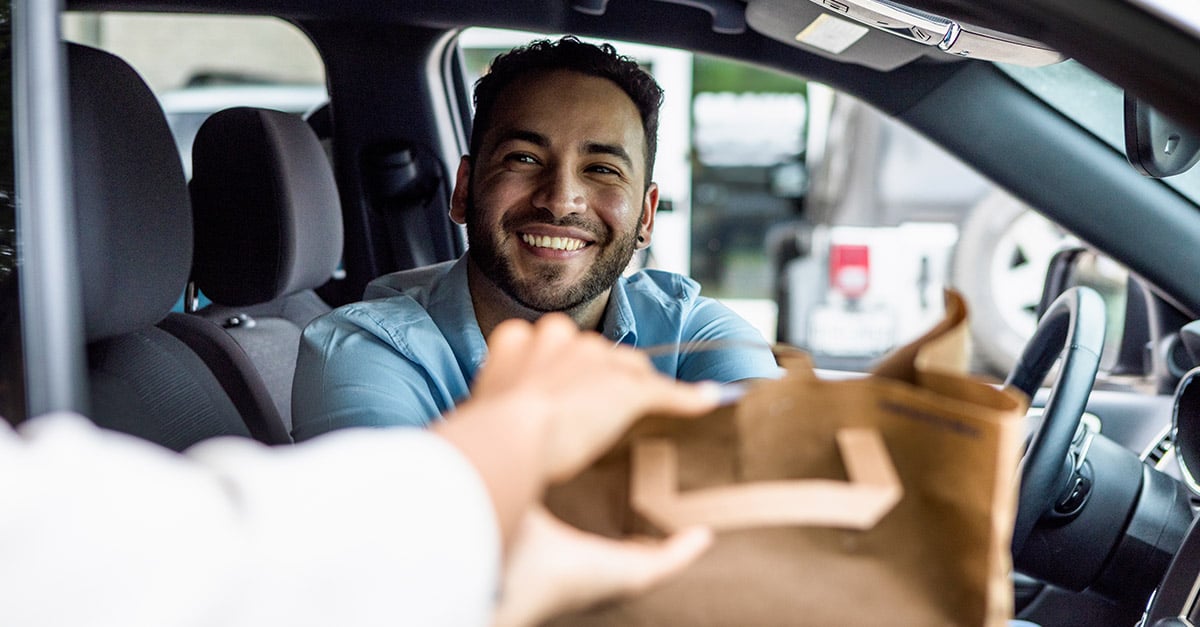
[506,153,538,165]
[589,164,620,175]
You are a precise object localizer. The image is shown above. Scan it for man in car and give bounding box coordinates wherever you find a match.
[291,36,778,441]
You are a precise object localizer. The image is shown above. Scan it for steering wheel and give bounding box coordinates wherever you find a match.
[1005,286,1107,556]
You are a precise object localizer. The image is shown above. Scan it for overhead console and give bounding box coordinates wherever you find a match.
[745,0,1063,71]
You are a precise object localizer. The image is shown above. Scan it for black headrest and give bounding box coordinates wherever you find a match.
[67,43,193,343]
[189,107,343,307]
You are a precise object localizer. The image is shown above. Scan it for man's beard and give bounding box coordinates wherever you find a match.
[464,190,640,313]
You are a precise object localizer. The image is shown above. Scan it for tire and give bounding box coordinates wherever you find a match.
[952,190,1066,377]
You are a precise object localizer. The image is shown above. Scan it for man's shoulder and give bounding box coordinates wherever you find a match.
[619,269,757,336]
[363,260,458,301]
[310,294,441,340]
[622,269,703,306]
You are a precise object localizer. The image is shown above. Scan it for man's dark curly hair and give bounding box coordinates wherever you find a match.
[470,36,665,186]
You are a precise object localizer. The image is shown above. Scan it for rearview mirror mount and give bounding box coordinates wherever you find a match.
[1124,92,1200,178]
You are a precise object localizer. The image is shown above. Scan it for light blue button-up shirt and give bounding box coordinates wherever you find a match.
[291,256,779,442]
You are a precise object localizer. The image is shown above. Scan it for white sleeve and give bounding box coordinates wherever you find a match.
[0,412,500,627]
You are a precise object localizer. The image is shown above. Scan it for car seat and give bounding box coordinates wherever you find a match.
[187,107,344,436]
[68,43,286,450]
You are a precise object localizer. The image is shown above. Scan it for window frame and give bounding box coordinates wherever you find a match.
[9,0,88,422]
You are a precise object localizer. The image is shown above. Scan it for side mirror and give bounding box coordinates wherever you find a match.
[1040,246,1200,392]
[1124,93,1200,178]
[1038,247,1134,374]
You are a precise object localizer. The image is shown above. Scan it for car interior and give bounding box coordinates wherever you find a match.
[6,0,1200,624]
[69,42,269,450]
[188,105,345,440]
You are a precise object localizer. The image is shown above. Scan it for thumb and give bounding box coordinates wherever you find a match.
[550,523,714,608]
[604,527,715,594]
[493,509,713,627]
[641,380,724,419]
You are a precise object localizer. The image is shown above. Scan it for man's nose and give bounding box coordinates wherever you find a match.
[532,167,586,218]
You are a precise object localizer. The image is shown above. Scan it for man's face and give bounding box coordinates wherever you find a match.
[452,69,657,313]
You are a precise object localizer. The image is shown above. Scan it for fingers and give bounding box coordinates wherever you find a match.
[485,318,534,361]
[491,314,722,414]
[478,314,603,392]
[643,379,723,418]
[488,314,576,354]
[527,509,713,603]
[592,526,715,596]
[493,507,713,627]
[475,314,723,484]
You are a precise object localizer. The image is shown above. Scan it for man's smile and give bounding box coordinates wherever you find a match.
[520,232,590,252]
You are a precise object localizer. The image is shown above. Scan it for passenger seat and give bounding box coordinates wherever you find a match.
[188,107,344,438]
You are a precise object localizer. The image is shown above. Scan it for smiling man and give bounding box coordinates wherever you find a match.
[462,67,651,336]
[291,37,778,441]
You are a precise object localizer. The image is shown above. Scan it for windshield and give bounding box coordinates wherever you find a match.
[1001,60,1200,203]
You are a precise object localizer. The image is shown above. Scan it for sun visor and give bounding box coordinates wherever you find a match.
[939,22,1063,66]
[746,0,930,71]
[746,0,1063,70]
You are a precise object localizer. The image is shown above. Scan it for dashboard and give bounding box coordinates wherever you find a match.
[1145,366,1200,623]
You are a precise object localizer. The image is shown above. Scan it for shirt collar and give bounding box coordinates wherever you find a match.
[430,257,639,375]
[426,256,490,379]
[601,274,637,346]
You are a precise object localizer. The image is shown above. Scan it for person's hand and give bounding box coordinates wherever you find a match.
[491,506,713,627]
[440,314,720,547]
[473,314,721,483]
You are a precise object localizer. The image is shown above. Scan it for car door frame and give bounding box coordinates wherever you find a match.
[10,0,88,423]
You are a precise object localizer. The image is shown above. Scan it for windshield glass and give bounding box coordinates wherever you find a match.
[1001,60,1200,203]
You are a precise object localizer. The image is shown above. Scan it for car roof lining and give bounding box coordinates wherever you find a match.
[67,0,1200,132]
[63,0,973,114]
[39,5,1030,116]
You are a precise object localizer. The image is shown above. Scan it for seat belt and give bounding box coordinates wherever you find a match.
[363,141,460,271]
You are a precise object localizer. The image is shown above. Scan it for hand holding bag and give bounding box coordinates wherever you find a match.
[544,290,1029,626]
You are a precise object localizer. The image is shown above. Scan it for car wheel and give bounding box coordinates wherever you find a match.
[952,189,1067,376]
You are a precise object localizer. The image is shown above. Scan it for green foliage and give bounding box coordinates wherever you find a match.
[693,56,806,95]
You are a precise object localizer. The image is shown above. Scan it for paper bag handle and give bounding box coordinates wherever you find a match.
[630,428,902,532]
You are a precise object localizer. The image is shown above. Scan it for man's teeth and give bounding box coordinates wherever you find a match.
[522,234,586,251]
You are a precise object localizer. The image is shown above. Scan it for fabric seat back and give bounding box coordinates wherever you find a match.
[188,106,344,437]
[68,43,283,450]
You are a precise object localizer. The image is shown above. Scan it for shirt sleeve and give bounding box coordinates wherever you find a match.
[291,305,458,442]
[677,297,783,383]
[0,412,500,627]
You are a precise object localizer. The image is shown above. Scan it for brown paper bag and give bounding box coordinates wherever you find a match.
[544,291,1028,626]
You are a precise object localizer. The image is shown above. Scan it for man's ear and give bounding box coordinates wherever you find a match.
[637,183,659,249]
[449,156,472,225]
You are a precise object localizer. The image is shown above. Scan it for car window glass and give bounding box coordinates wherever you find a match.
[458,28,801,346]
[61,12,328,177]
[61,12,329,312]
[454,30,1136,380]
[0,1,21,425]
[1002,60,1200,202]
